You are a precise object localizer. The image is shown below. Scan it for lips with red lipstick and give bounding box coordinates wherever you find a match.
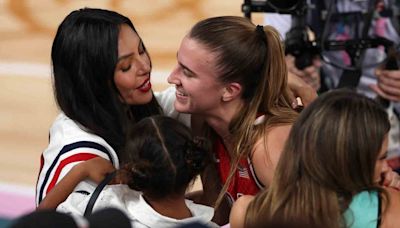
[137,78,152,92]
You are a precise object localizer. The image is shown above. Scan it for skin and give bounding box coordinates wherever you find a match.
[38,24,154,209]
[37,157,115,210]
[370,69,400,102]
[229,136,400,228]
[168,36,289,189]
[114,24,153,105]
[168,36,227,116]
[286,54,321,91]
[376,135,390,184]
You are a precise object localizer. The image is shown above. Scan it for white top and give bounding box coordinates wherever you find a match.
[155,86,191,128]
[36,87,190,206]
[36,113,120,206]
[58,185,218,228]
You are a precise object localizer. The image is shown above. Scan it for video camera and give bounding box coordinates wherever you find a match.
[242,0,398,74]
[242,0,319,70]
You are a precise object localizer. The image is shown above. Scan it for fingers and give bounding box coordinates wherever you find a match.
[286,55,321,91]
[389,172,400,190]
[373,70,400,101]
[286,89,298,109]
[287,72,318,107]
[381,170,400,190]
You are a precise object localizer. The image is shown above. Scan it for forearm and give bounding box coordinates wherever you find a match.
[37,163,87,210]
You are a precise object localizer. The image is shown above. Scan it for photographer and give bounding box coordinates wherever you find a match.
[263,0,400,169]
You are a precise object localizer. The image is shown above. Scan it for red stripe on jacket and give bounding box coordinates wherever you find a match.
[45,153,99,194]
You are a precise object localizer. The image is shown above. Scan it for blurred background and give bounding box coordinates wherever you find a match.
[0,0,266,225]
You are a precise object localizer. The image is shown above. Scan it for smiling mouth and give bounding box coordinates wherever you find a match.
[137,78,151,92]
[177,91,187,97]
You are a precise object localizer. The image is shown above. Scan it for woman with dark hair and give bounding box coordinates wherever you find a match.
[57,116,217,228]
[36,8,165,206]
[230,89,400,228]
[36,8,318,211]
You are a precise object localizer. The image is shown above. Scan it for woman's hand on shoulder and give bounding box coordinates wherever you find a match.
[287,70,318,108]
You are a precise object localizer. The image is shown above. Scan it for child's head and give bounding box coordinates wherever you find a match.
[120,115,210,199]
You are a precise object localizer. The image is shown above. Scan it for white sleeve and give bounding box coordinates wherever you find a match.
[154,87,191,128]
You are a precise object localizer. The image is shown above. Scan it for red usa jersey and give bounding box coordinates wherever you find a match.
[214,137,264,203]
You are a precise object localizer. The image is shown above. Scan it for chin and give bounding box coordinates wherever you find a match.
[174,102,191,113]
[127,93,153,105]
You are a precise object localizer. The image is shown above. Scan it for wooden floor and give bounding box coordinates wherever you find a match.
[0,0,268,191]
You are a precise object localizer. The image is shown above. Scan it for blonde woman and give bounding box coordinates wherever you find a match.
[167,16,299,224]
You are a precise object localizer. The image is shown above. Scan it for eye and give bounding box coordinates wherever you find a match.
[138,44,146,55]
[379,152,388,160]
[121,65,131,72]
[183,68,192,77]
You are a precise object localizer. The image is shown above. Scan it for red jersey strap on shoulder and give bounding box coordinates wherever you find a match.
[214,137,262,201]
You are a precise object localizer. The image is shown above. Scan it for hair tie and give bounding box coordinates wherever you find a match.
[256,25,266,41]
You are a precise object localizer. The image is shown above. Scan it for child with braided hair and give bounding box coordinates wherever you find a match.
[42,115,217,227]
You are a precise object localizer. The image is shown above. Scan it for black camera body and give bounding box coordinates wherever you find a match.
[242,0,319,69]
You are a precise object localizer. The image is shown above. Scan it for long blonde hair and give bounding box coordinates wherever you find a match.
[188,16,298,208]
[245,89,390,228]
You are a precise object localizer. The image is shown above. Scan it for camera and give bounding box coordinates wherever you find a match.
[242,0,320,69]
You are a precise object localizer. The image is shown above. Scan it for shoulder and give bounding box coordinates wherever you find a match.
[251,124,292,181]
[45,113,119,164]
[381,187,400,227]
[229,195,254,228]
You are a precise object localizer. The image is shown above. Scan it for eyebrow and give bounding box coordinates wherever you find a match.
[176,52,196,76]
[117,53,134,61]
[380,151,388,159]
[117,40,144,61]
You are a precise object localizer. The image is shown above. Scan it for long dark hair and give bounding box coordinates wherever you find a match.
[52,8,161,152]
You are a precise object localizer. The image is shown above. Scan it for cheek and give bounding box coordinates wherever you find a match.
[374,161,384,182]
[114,73,136,92]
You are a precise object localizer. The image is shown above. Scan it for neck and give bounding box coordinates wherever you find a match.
[144,194,192,219]
[204,98,244,146]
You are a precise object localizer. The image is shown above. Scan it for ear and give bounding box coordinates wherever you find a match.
[222,82,242,102]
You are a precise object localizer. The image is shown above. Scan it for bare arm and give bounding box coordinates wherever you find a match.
[37,157,115,210]
[251,125,292,188]
[381,187,400,227]
[229,195,254,228]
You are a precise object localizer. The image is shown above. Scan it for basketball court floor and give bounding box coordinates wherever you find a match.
[0,0,267,225]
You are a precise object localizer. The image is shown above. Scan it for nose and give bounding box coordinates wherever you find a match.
[136,55,151,75]
[167,65,180,85]
[382,160,390,173]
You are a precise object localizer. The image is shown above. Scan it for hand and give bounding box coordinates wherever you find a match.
[287,70,318,109]
[381,169,400,191]
[78,157,115,184]
[370,69,400,102]
[286,54,321,91]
